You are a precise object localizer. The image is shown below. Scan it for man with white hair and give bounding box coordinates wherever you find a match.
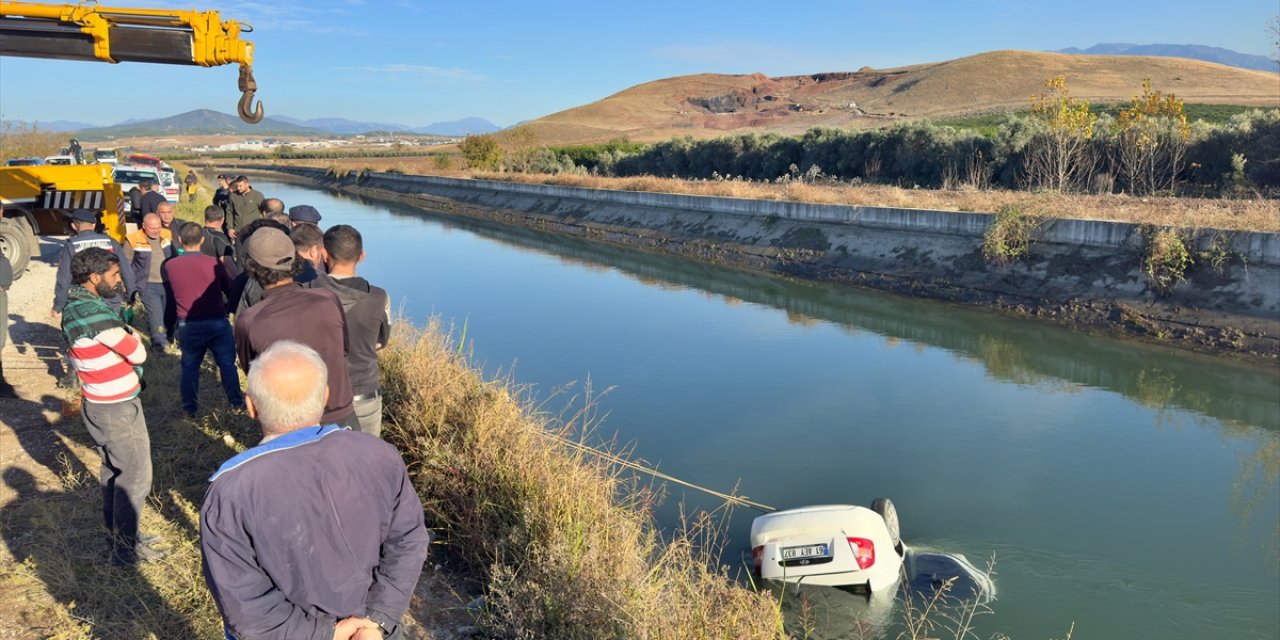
[200,341,429,639]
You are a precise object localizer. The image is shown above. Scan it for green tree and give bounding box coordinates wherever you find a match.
[460,134,503,171]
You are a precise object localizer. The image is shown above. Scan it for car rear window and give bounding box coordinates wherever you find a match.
[114,170,155,182]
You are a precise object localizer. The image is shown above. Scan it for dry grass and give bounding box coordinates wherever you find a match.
[0,330,255,638]
[2,315,784,639]
[288,157,1280,233]
[516,51,1278,143]
[380,319,785,639]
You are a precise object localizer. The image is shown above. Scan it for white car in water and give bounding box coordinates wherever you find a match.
[751,499,904,592]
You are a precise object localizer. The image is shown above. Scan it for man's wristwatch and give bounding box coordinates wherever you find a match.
[366,611,397,637]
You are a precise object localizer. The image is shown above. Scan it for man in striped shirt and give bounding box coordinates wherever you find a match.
[61,248,166,566]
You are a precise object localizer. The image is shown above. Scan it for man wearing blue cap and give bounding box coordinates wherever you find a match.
[288,204,322,230]
[52,209,134,319]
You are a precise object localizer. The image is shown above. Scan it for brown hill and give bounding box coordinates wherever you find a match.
[521,50,1280,145]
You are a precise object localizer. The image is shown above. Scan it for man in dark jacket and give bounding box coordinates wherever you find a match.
[199,206,236,271]
[233,228,356,428]
[322,224,391,436]
[212,174,231,217]
[225,175,263,239]
[200,340,429,639]
[124,214,176,346]
[52,209,134,318]
[136,179,168,227]
[156,202,197,253]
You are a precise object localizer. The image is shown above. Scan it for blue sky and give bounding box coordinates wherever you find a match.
[1,0,1274,128]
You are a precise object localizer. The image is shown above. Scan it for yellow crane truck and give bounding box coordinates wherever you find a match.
[0,0,263,278]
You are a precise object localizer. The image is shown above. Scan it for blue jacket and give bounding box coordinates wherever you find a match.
[53,231,134,311]
[201,426,429,639]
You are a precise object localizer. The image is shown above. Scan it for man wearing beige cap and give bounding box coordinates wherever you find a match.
[232,227,357,428]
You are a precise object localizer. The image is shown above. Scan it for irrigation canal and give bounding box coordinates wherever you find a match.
[261,179,1279,640]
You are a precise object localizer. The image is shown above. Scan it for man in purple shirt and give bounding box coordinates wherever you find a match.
[162,224,243,416]
[201,341,429,639]
[233,227,356,428]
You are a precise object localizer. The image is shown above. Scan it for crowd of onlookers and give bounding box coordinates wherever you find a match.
[43,172,427,639]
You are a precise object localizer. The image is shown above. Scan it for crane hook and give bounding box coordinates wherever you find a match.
[237,64,265,124]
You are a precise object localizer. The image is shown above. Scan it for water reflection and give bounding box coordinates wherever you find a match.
[258,180,1280,639]
[364,193,1279,434]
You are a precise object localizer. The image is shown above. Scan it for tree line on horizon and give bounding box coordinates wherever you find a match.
[461,78,1279,198]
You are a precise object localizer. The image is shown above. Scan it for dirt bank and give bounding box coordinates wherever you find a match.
[0,238,474,639]
[249,167,1280,361]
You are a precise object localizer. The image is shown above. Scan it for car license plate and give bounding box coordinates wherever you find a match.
[781,543,829,560]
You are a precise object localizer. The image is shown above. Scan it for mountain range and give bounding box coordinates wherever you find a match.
[1057,43,1277,72]
[68,110,500,139]
[272,115,501,136]
[75,109,323,140]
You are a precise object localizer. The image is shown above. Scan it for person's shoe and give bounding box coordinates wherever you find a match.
[110,540,169,566]
[102,531,162,550]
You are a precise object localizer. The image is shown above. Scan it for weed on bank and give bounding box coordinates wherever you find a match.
[380,319,785,639]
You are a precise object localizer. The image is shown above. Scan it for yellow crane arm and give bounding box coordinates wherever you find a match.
[0,0,263,122]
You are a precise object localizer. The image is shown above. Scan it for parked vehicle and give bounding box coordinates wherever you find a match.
[111,166,162,215]
[751,499,905,592]
[93,148,118,165]
[5,157,44,166]
[124,153,162,168]
[157,165,180,203]
[0,163,126,278]
[45,155,77,165]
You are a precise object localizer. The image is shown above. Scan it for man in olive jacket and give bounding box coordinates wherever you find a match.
[225,175,264,240]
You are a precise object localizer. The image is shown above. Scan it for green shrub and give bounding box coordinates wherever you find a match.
[982,204,1041,264]
[1141,226,1194,294]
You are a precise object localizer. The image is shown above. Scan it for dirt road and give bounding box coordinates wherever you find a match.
[0,238,472,638]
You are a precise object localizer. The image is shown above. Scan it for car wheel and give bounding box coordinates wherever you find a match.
[871,497,902,555]
[0,217,31,278]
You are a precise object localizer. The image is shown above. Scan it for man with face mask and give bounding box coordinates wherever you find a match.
[61,248,166,566]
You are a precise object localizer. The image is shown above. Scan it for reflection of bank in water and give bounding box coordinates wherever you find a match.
[767,549,996,640]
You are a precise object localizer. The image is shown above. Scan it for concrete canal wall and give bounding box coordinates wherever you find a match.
[253,166,1280,357]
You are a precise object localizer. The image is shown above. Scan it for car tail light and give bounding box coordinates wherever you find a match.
[847,537,875,570]
[752,545,764,576]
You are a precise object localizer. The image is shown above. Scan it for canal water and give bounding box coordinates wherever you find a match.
[259,180,1279,639]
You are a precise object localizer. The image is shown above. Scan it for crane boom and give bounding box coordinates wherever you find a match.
[0,0,263,122]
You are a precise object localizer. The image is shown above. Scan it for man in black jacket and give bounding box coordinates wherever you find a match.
[322,224,391,436]
[52,209,135,318]
[212,174,231,217]
[201,340,428,639]
[136,179,168,227]
[199,206,236,271]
